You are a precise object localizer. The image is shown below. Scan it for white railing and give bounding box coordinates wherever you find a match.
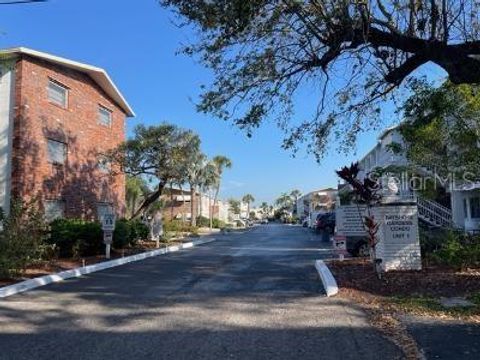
[417,197,452,228]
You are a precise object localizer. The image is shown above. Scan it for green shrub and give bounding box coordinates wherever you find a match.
[48,219,103,258]
[196,216,226,229]
[113,219,130,249]
[196,216,210,227]
[113,219,149,248]
[421,229,480,269]
[129,219,149,245]
[163,220,197,234]
[212,218,226,229]
[0,201,48,279]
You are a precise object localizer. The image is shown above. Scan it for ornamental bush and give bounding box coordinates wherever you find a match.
[0,200,48,279]
[113,219,149,248]
[196,216,209,227]
[421,228,480,269]
[48,219,103,258]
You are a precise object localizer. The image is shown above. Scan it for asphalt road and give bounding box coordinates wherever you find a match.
[0,224,401,360]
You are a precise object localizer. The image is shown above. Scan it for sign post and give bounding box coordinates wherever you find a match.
[102,213,116,259]
[333,234,347,261]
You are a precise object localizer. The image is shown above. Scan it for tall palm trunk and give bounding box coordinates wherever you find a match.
[190,183,197,227]
[211,185,220,229]
[209,192,213,229]
[180,184,186,224]
[170,182,175,221]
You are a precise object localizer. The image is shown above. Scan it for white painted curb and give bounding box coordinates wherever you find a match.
[0,237,216,299]
[315,260,339,297]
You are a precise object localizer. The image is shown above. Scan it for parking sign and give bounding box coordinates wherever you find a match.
[102,213,116,231]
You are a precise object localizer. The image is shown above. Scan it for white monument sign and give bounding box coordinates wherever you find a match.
[374,204,421,271]
[335,205,367,236]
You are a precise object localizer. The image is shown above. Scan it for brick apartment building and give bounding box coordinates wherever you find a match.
[0,47,135,220]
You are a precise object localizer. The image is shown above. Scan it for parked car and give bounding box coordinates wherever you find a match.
[346,236,370,257]
[315,212,335,235]
[309,211,322,228]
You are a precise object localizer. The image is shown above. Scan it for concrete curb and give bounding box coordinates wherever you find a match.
[315,259,339,297]
[0,237,216,299]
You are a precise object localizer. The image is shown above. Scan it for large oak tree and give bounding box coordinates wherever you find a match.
[161,0,480,159]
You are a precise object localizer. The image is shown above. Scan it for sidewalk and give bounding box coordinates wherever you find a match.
[403,315,480,359]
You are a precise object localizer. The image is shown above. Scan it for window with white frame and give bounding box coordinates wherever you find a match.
[470,197,480,219]
[48,80,68,108]
[98,157,111,173]
[47,139,67,165]
[44,200,65,221]
[97,202,113,221]
[98,106,112,127]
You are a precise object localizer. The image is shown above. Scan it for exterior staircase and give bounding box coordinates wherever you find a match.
[417,197,453,228]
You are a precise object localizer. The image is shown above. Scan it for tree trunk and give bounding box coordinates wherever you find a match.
[190,183,197,227]
[130,182,165,220]
[209,193,213,229]
[211,185,220,229]
[180,184,186,224]
[170,182,174,221]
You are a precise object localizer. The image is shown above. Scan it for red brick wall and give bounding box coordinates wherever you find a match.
[12,55,126,220]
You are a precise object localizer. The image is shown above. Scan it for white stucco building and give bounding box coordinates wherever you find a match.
[350,124,480,232]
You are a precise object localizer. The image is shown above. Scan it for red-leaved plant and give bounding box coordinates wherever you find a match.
[336,162,382,273]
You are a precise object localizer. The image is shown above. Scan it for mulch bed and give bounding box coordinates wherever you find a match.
[328,258,480,299]
[327,258,480,359]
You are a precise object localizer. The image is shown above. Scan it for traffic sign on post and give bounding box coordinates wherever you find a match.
[102,213,116,259]
[333,234,347,261]
[102,213,116,232]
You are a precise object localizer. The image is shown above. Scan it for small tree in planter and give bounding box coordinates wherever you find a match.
[336,163,382,274]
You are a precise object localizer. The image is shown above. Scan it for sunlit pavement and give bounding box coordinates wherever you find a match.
[0,224,401,360]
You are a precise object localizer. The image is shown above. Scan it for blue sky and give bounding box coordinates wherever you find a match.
[0,0,436,205]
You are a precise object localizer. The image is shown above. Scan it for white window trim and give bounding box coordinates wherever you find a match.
[47,138,67,165]
[47,79,69,108]
[98,105,113,128]
[98,157,111,173]
[44,199,65,221]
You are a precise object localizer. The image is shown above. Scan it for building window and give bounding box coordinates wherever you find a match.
[44,200,65,221]
[98,106,112,127]
[47,139,67,165]
[470,197,480,219]
[98,157,111,173]
[97,202,113,221]
[464,198,468,218]
[48,80,68,108]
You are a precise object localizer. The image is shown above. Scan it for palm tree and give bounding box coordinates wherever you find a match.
[186,152,207,227]
[260,202,269,218]
[275,192,293,210]
[198,160,218,228]
[125,176,150,218]
[290,189,302,215]
[211,155,232,228]
[242,194,255,220]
